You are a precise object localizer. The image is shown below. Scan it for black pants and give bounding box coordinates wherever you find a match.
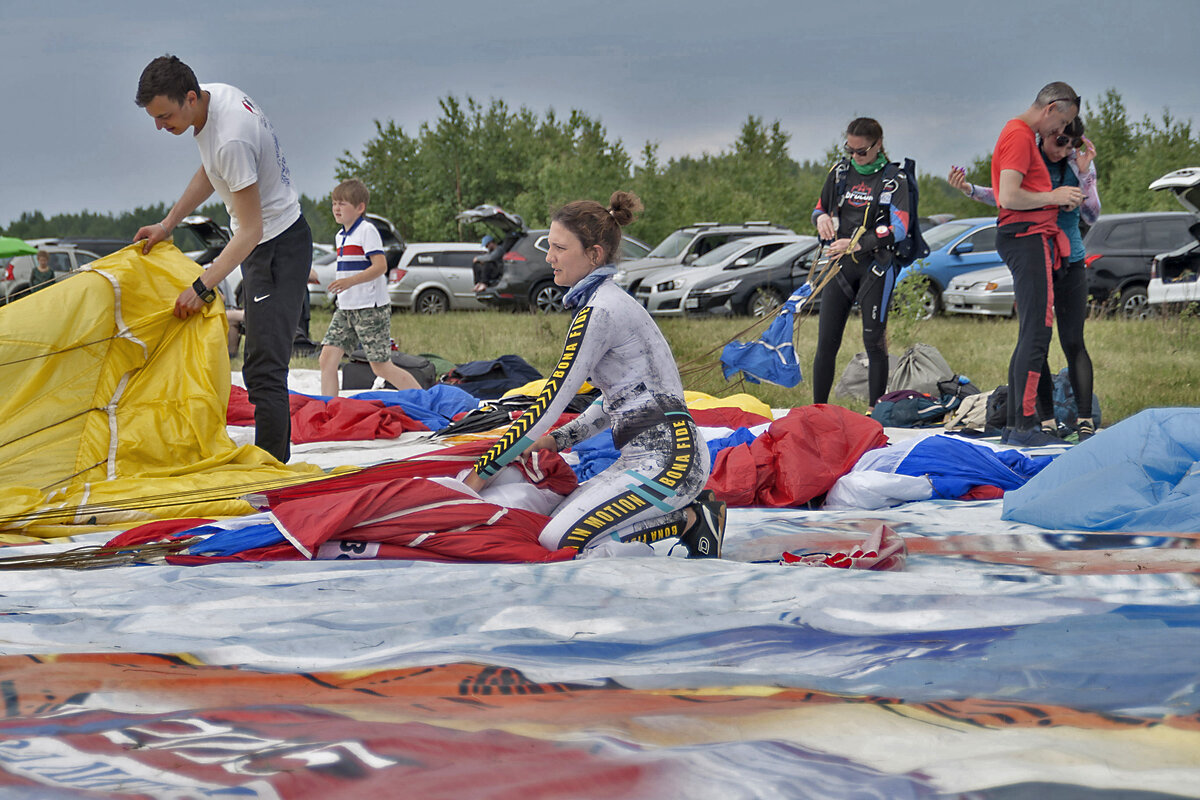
[1035,257,1095,421]
[997,223,1056,431]
[240,215,312,462]
[812,256,895,407]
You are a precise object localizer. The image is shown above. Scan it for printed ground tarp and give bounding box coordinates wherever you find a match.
[1,251,1198,798]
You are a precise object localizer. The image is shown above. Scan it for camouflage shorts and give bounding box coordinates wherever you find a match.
[322,305,393,361]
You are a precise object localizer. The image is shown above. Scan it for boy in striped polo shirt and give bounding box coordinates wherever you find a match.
[319,179,422,396]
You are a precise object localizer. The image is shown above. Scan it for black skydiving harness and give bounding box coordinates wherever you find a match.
[827,158,898,302]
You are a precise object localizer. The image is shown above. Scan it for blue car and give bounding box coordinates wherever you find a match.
[896,216,1004,317]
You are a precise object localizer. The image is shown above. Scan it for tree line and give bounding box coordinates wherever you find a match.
[5,89,1196,249]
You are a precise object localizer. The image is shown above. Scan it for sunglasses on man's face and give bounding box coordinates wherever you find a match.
[844,142,877,157]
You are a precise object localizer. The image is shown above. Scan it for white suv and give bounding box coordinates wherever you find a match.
[387,242,487,313]
[1,242,100,305]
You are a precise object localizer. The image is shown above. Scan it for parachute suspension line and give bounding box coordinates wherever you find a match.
[0,441,480,528]
[677,240,857,394]
[0,306,178,369]
[0,408,99,453]
[0,537,203,571]
[0,471,335,529]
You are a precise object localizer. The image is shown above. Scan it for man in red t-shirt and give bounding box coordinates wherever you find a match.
[991,82,1085,447]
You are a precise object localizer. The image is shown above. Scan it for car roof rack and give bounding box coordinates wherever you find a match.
[744,221,774,226]
[687,222,720,228]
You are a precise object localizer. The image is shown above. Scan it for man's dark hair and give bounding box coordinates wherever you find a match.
[136,55,201,108]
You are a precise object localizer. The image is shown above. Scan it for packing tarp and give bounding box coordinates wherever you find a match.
[0,244,321,536]
[1003,407,1200,532]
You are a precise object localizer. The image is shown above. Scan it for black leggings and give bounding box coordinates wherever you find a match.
[812,257,895,407]
[1035,258,1095,421]
[997,224,1055,430]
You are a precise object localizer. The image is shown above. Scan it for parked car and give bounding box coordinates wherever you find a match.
[683,236,822,317]
[1147,167,1200,312]
[1082,212,1196,318]
[942,264,1015,317]
[387,242,488,312]
[894,217,1005,317]
[56,237,131,257]
[1,242,100,304]
[307,251,338,308]
[171,215,242,306]
[635,234,804,316]
[614,221,797,294]
[460,204,651,313]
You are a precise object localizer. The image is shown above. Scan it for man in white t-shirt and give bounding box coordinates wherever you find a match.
[133,55,312,463]
[318,179,421,397]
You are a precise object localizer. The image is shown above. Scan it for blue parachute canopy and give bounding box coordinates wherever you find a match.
[1002,407,1200,532]
[720,283,813,387]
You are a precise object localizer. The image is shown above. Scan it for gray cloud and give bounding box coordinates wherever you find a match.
[2,0,1197,228]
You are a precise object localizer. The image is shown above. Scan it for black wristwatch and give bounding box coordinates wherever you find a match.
[192,277,217,303]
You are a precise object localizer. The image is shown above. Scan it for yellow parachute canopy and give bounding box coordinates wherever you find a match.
[0,243,321,538]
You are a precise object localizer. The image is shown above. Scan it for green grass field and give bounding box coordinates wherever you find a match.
[295,304,1199,425]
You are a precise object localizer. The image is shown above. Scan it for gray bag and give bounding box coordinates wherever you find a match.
[834,352,898,402]
[886,343,954,397]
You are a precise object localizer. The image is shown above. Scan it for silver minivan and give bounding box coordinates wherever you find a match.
[387,242,487,313]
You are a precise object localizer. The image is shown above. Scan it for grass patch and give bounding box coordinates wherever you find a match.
[295,305,1199,424]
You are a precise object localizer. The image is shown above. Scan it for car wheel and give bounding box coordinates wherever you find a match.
[415,288,450,314]
[531,281,565,313]
[1119,285,1150,319]
[894,276,939,320]
[745,287,785,317]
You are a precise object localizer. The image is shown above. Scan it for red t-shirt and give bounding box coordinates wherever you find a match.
[991,118,1055,226]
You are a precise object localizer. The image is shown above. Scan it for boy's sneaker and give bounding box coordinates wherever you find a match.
[1076,419,1096,442]
[1007,426,1063,447]
[679,496,726,559]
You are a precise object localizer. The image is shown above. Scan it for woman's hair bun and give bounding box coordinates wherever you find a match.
[607,191,644,227]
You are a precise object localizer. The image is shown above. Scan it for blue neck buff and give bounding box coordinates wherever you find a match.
[562,265,616,309]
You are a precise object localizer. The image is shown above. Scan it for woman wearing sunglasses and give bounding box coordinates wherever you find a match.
[811,117,913,412]
[949,117,1101,441]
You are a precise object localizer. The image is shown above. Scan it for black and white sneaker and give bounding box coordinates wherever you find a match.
[678,495,726,559]
[1076,419,1096,442]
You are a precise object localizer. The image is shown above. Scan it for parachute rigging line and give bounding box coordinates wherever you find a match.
[677,238,857,394]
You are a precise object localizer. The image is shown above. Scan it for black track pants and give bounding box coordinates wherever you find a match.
[240,215,313,463]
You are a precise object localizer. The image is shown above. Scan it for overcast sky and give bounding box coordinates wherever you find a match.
[3,0,1197,233]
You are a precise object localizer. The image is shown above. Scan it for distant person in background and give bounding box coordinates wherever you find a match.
[950,116,1100,441]
[132,54,312,463]
[28,250,56,294]
[472,234,503,292]
[810,117,912,412]
[318,179,421,397]
[988,82,1084,447]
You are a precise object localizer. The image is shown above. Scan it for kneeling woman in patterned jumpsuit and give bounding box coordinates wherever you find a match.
[463,191,726,558]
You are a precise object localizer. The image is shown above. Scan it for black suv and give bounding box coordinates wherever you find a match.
[458,205,650,312]
[1082,212,1196,317]
[614,221,797,295]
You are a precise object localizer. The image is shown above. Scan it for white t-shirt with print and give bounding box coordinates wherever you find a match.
[193,83,300,243]
[335,215,390,309]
